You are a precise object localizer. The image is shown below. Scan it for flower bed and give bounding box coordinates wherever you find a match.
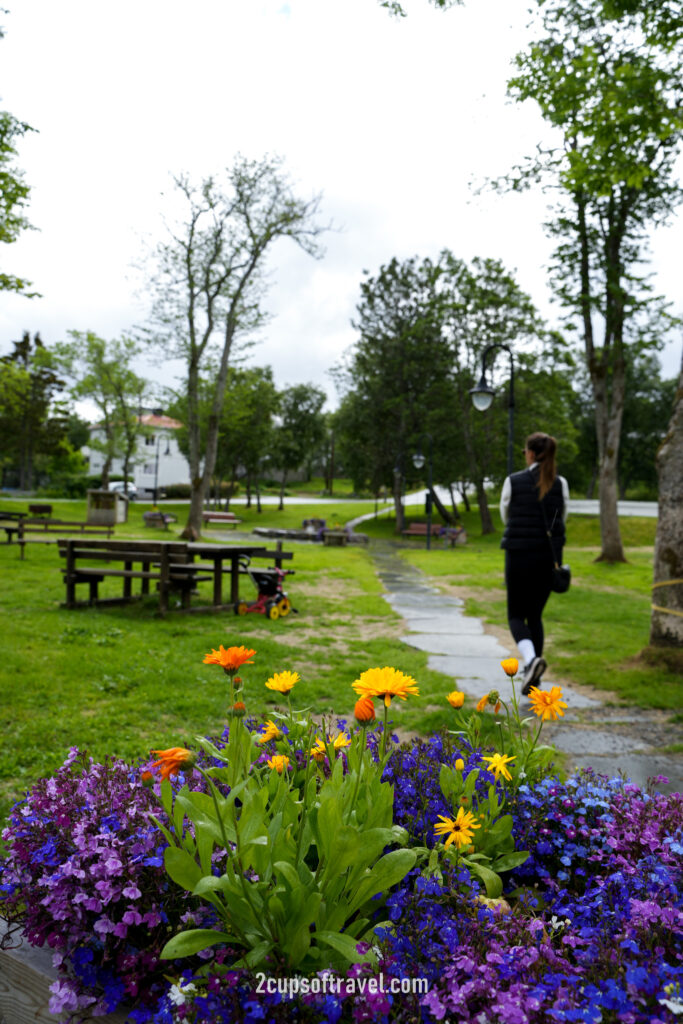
[1,649,682,1023]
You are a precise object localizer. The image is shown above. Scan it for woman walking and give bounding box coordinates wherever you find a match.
[500,432,569,694]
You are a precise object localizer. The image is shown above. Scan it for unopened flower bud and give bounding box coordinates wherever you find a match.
[230,701,246,718]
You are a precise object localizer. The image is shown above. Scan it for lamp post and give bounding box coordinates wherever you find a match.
[153,433,171,505]
[412,433,433,550]
[469,343,515,477]
[393,453,405,533]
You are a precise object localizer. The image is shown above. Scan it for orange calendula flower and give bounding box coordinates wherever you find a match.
[447,690,465,709]
[354,695,376,725]
[267,754,290,774]
[501,658,519,677]
[203,645,256,672]
[482,752,516,782]
[332,731,351,751]
[257,719,281,744]
[476,694,489,713]
[140,770,154,788]
[310,738,327,761]
[528,685,568,722]
[265,670,300,694]
[150,747,195,780]
[352,666,420,707]
[433,806,481,851]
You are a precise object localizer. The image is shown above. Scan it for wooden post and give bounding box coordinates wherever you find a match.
[213,557,223,606]
[65,540,76,608]
[230,555,240,604]
[275,540,283,569]
[158,546,169,615]
[123,561,132,600]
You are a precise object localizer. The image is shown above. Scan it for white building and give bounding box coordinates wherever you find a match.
[87,412,190,493]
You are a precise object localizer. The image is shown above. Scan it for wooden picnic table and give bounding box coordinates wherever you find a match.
[59,538,292,614]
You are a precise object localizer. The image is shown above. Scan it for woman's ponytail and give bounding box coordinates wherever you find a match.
[526,432,557,499]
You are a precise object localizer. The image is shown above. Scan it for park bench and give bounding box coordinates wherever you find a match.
[4,519,114,559]
[58,538,292,614]
[28,503,53,516]
[202,511,242,528]
[143,510,178,530]
[401,522,467,546]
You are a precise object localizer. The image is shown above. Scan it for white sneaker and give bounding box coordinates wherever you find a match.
[521,656,547,696]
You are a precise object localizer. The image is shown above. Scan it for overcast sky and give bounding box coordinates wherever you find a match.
[1,0,681,417]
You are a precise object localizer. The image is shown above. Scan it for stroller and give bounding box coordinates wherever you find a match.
[236,557,296,621]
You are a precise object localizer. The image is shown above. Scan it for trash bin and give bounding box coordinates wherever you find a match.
[87,489,128,525]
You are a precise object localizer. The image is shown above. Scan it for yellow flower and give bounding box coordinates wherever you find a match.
[267,754,290,774]
[433,806,481,851]
[203,645,256,671]
[257,719,281,744]
[528,685,568,722]
[501,658,519,677]
[310,738,327,761]
[476,694,489,713]
[332,732,351,751]
[455,758,465,771]
[482,752,516,782]
[447,690,465,709]
[352,666,420,707]
[265,670,300,694]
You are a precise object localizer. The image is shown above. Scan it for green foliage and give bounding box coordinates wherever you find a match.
[0,107,37,295]
[505,0,683,559]
[0,333,69,489]
[156,707,416,971]
[273,383,327,504]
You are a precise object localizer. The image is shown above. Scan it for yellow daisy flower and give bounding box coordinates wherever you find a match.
[528,685,568,722]
[256,719,281,744]
[447,690,465,709]
[482,752,516,782]
[265,671,300,694]
[433,806,481,851]
[501,658,519,677]
[267,754,290,774]
[352,666,420,707]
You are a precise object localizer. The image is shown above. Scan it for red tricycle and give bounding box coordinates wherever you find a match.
[235,559,296,621]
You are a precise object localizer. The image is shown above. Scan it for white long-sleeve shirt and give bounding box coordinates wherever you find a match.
[499,463,570,526]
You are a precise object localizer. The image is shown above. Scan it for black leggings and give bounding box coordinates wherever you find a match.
[505,549,553,656]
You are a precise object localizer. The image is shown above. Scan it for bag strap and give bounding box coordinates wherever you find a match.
[539,499,561,570]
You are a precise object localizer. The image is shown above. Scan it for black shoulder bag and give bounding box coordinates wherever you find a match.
[540,501,571,594]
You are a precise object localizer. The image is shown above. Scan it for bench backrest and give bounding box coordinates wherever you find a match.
[58,539,189,559]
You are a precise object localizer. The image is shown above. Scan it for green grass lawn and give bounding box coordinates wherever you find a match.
[0,519,455,823]
[2,497,679,825]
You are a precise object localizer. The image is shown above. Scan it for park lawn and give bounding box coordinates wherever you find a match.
[0,533,460,825]
[399,508,680,709]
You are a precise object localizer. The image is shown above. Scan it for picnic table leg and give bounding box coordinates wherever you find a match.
[213,558,223,606]
[88,579,99,605]
[141,573,150,595]
[66,541,76,607]
[158,549,169,615]
[275,541,283,569]
[123,562,132,599]
[230,557,240,605]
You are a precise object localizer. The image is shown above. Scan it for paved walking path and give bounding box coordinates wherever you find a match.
[371,543,682,795]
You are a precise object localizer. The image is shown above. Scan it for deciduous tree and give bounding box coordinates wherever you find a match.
[145,155,325,538]
[505,0,683,561]
[650,358,683,648]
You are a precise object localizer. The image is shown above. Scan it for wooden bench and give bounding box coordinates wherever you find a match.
[9,519,114,559]
[401,522,442,538]
[58,539,293,614]
[202,511,242,528]
[58,538,207,611]
[143,510,178,530]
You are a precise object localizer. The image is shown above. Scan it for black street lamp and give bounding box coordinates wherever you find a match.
[153,433,171,505]
[393,453,405,533]
[413,433,433,550]
[469,343,515,477]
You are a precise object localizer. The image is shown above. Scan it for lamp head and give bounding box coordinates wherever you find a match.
[469,377,496,412]
[412,452,426,470]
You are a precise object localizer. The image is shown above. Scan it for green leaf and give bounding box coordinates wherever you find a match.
[164,846,202,892]
[160,928,233,959]
[316,930,376,965]
[466,860,503,898]
[492,850,530,872]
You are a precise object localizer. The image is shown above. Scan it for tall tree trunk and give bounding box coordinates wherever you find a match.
[430,487,454,525]
[476,479,494,534]
[460,482,471,513]
[278,472,288,511]
[448,483,460,521]
[650,362,683,647]
[593,366,627,562]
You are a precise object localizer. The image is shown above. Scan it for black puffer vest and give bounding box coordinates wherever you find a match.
[501,467,565,557]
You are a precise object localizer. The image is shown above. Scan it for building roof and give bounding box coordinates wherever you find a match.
[139,414,183,429]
